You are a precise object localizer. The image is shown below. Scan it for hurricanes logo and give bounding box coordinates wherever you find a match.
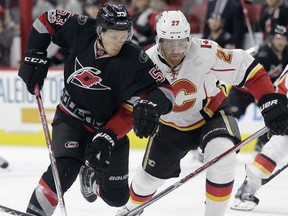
[67,58,111,90]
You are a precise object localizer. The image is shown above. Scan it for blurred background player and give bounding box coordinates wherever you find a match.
[126,0,158,49]
[228,24,288,152]
[202,0,245,48]
[259,0,288,40]
[206,12,234,49]
[0,4,17,67]
[115,10,288,216]
[231,65,288,211]
[83,0,101,18]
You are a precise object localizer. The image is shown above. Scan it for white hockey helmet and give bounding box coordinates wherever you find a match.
[156,10,191,40]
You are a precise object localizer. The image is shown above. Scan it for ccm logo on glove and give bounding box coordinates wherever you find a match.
[24,57,49,64]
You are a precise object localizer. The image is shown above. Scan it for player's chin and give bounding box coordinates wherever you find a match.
[109,50,121,56]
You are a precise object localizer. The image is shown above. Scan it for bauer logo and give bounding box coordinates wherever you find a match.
[109,174,128,181]
[64,141,79,148]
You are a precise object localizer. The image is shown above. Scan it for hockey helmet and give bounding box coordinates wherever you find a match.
[96,4,132,31]
[156,10,190,40]
[96,4,133,43]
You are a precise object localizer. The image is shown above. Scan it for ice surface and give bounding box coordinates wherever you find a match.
[0,145,287,216]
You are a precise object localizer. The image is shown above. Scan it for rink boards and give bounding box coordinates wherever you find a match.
[0,69,264,151]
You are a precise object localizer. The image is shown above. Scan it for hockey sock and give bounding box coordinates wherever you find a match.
[204,137,237,216]
[126,166,165,210]
[27,178,58,216]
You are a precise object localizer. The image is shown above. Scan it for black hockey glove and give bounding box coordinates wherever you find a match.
[18,49,50,95]
[133,99,160,138]
[86,128,117,172]
[258,93,288,135]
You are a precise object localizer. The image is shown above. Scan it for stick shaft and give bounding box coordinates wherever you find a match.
[34,84,68,216]
[125,126,269,216]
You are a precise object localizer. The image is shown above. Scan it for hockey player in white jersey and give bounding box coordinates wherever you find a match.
[110,10,288,216]
[231,65,288,211]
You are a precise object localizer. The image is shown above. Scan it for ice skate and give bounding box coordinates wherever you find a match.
[230,179,259,211]
[79,164,97,202]
[115,206,143,216]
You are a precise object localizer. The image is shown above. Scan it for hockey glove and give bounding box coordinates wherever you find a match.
[86,128,117,172]
[18,49,50,95]
[133,99,160,138]
[258,93,288,135]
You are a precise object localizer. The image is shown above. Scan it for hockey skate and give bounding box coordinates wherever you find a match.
[79,164,97,202]
[115,206,143,216]
[230,179,259,211]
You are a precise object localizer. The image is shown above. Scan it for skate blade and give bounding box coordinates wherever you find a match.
[230,198,257,211]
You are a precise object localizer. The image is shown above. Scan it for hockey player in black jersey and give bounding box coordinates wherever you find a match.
[18,4,174,216]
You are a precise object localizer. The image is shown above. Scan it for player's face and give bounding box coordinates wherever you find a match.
[101,29,129,56]
[160,38,189,65]
[208,17,222,31]
[271,34,287,53]
[84,5,99,18]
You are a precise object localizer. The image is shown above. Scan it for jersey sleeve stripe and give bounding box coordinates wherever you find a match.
[237,60,260,87]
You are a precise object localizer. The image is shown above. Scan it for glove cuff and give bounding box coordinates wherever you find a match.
[25,49,48,56]
[133,99,160,113]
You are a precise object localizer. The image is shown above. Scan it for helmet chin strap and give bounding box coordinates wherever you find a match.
[96,37,107,54]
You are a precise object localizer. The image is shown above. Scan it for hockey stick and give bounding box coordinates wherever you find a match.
[262,162,288,185]
[0,204,34,216]
[240,0,256,47]
[124,126,269,216]
[34,84,68,216]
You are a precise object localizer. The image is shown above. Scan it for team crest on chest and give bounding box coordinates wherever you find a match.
[67,58,111,90]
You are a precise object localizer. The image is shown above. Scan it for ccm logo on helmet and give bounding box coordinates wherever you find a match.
[24,57,49,65]
[260,100,278,111]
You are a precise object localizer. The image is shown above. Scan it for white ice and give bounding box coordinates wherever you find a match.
[0,145,288,216]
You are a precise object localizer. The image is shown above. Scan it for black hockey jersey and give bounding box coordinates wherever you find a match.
[254,44,288,84]
[26,9,174,137]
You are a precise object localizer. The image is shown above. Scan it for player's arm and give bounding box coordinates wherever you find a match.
[103,81,174,139]
[211,45,288,135]
[103,102,133,139]
[18,10,77,94]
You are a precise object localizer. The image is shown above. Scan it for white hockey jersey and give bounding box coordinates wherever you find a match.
[146,38,273,131]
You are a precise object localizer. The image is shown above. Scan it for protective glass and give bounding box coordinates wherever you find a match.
[160,38,189,53]
[102,30,130,44]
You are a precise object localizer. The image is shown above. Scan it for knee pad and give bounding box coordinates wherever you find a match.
[42,157,82,193]
[131,166,166,196]
[204,137,237,183]
[261,135,288,163]
[100,184,129,207]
